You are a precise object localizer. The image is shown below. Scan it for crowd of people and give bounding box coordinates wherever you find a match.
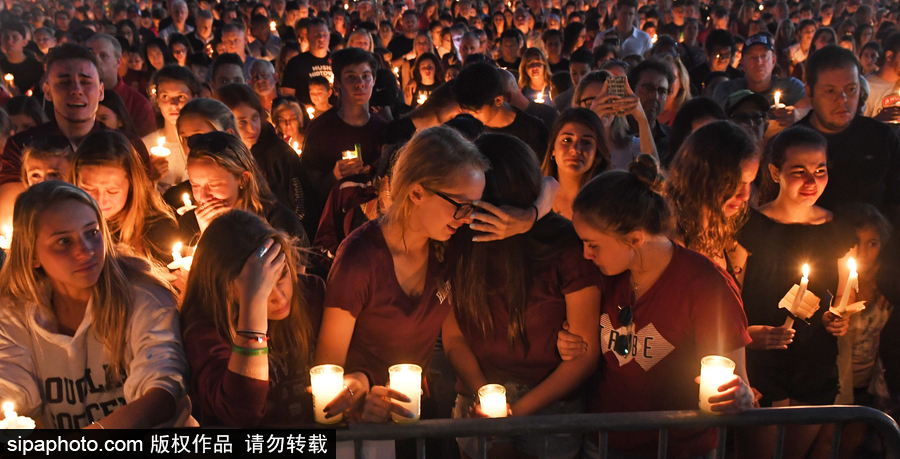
[0,0,899,457]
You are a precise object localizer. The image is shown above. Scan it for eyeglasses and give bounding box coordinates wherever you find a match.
[731,112,768,126]
[424,187,476,219]
[578,96,596,108]
[639,84,669,97]
[613,291,636,357]
[713,52,732,61]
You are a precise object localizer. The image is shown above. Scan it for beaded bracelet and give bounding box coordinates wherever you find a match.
[232,344,269,357]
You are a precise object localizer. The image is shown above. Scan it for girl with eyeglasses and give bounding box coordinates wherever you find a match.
[443,133,601,459]
[731,127,855,459]
[0,181,190,429]
[181,209,323,427]
[558,154,754,459]
[168,33,193,67]
[74,130,181,265]
[541,108,612,220]
[519,48,554,107]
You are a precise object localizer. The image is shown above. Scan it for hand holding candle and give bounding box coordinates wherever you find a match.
[1,402,35,430]
[699,356,736,414]
[310,364,344,424]
[773,90,785,109]
[389,364,422,422]
[778,263,821,329]
[783,264,809,329]
[831,257,865,317]
[478,384,508,418]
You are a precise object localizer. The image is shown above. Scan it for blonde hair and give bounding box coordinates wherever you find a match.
[661,54,692,109]
[346,28,375,52]
[177,97,239,135]
[0,181,176,387]
[518,47,552,90]
[383,126,489,235]
[186,131,275,218]
[73,131,177,260]
[181,209,313,372]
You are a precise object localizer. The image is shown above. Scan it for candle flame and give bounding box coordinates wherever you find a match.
[26,89,32,96]
[293,141,299,149]
[652,33,658,43]
[158,136,165,147]
[849,257,856,274]
[2,402,12,412]
[270,21,277,31]
[3,74,12,82]
[307,107,315,119]
[173,242,182,254]
[759,3,764,9]
[417,93,428,104]
[344,3,349,8]
[534,93,545,103]
[182,193,192,207]
[802,263,809,278]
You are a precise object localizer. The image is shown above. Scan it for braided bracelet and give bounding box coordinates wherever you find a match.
[232,344,269,357]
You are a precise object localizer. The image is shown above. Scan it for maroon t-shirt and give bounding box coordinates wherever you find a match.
[183,275,325,427]
[590,244,751,459]
[325,219,450,387]
[456,238,601,391]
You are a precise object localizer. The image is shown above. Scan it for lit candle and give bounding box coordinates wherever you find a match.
[784,264,809,329]
[759,3,764,10]
[292,141,302,155]
[342,145,360,161]
[25,89,32,97]
[4,74,13,87]
[150,136,171,157]
[0,225,10,250]
[167,242,194,271]
[478,384,507,418]
[310,364,345,424]
[652,33,658,43]
[344,2,349,8]
[307,106,315,119]
[534,92,545,104]
[699,355,736,414]
[389,364,422,422]
[176,193,197,216]
[270,20,277,31]
[1,402,35,430]
[172,241,183,261]
[836,257,858,314]
[393,66,400,78]
[773,90,785,109]
[417,93,428,104]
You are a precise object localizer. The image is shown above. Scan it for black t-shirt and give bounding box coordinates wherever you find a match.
[387,35,414,60]
[251,123,307,223]
[549,58,569,75]
[0,55,44,92]
[486,107,550,162]
[370,68,399,107]
[495,57,521,79]
[282,51,333,105]
[796,114,900,218]
[525,101,559,131]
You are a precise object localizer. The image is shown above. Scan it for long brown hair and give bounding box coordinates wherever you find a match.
[180,209,313,371]
[0,181,176,387]
[73,130,177,260]
[666,121,757,258]
[541,108,612,187]
[447,133,577,352]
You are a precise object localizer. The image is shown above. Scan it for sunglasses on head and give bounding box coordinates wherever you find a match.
[613,291,636,357]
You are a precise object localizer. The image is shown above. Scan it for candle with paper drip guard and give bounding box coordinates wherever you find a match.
[0,225,10,250]
[167,242,194,271]
[389,364,422,422]
[307,106,315,119]
[773,91,785,109]
[176,193,197,216]
[478,384,507,418]
[831,257,866,317]
[698,356,735,413]
[150,136,171,157]
[778,263,821,329]
[292,141,302,155]
[1,402,35,430]
[310,365,344,424]
[417,93,428,105]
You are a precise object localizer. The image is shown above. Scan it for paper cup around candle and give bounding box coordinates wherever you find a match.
[478,384,507,418]
[699,355,736,414]
[342,150,359,161]
[389,364,422,423]
[310,364,344,424]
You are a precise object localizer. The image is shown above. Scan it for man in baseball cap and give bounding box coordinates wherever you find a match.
[725,89,770,143]
[712,32,807,114]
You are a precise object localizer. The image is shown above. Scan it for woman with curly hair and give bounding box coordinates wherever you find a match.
[666,120,759,271]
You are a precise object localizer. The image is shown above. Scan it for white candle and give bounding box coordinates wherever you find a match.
[150,136,171,157]
[0,225,10,250]
[4,74,13,87]
[837,258,858,314]
[534,92,545,104]
[167,242,193,271]
[773,91,785,108]
[389,364,422,423]
[785,264,810,329]
[307,106,315,119]
[292,141,302,155]
[3,402,17,429]
[176,193,197,216]
[478,384,507,418]
[417,93,428,104]
[310,364,344,424]
[699,355,735,414]
[270,21,277,31]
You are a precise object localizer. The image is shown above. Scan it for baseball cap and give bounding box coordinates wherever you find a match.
[725,89,770,116]
[744,32,776,52]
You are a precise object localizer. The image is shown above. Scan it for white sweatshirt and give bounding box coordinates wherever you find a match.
[0,279,188,429]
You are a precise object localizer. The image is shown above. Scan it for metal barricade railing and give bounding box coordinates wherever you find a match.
[335,406,900,459]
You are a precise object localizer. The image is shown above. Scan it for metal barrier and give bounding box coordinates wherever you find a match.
[335,406,900,459]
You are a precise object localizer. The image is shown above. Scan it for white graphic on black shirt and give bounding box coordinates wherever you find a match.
[600,313,674,371]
